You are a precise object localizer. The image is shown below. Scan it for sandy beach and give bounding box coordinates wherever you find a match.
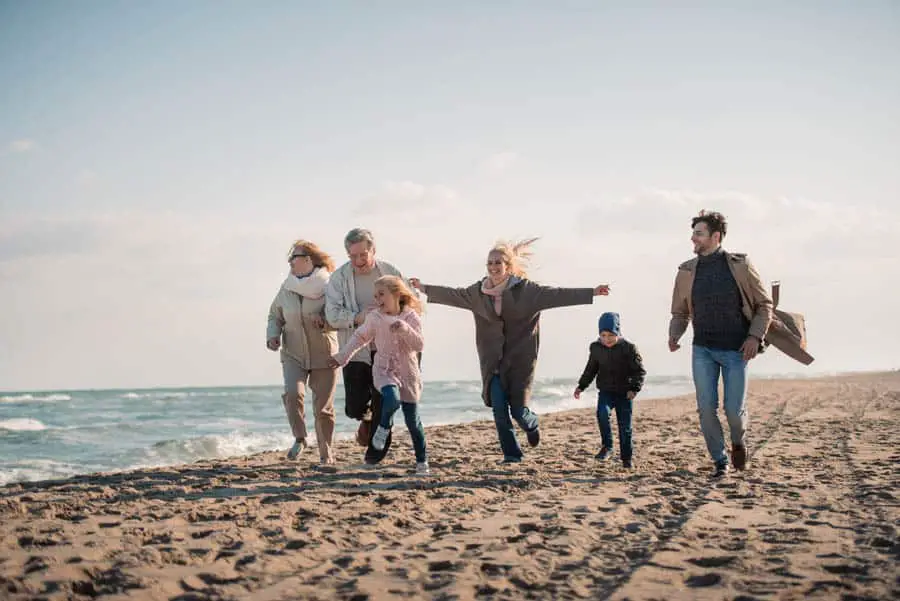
[1,372,897,601]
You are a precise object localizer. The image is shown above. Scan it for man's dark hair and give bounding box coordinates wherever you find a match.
[691,210,728,239]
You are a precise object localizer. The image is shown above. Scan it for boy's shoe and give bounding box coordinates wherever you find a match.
[371,426,390,451]
[500,456,523,464]
[415,461,430,475]
[732,444,747,470]
[712,460,729,479]
[622,459,633,469]
[526,427,541,447]
[595,446,611,460]
[286,439,307,460]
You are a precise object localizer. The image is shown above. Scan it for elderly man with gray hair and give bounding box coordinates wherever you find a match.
[325,227,413,462]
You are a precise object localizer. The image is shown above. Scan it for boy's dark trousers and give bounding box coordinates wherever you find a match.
[596,391,633,462]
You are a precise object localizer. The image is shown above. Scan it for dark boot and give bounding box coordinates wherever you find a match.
[732,444,747,470]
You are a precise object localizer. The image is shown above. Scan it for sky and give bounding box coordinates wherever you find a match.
[1,1,898,391]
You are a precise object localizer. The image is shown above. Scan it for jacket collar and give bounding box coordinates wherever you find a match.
[680,249,737,272]
[478,274,523,291]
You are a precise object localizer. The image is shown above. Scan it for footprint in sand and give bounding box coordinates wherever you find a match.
[235,554,257,569]
[480,562,514,576]
[17,535,61,548]
[423,574,455,592]
[518,522,541,534]
[23,556,49,574]
[821,563,869,576]
[770,566,805,579]
[687,555,737,568]
[332,555,354,568]
[190,529,216,540]
[685,573,723,587]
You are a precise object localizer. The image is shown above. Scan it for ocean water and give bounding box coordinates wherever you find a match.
[0,377,694,486]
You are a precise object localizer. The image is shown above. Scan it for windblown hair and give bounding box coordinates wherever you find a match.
[344,227,375,252]
[691,210,728,239]
[288,240,336,273]
[488,237,539,279]
[375,275,423,315]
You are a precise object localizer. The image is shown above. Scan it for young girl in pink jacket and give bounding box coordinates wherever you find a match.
[329,276,428,473]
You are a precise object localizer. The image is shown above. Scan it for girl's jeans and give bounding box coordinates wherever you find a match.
[379,385,428,463]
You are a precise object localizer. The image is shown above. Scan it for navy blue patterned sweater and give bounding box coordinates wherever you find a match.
[691,249,749,351]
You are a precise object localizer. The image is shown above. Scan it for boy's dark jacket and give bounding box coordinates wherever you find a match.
[577,339,646,394]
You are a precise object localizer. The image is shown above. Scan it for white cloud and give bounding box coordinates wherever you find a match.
[8,139,37,153]
[479,151,519,174]
[2,186,898,391]
[575,188,899,254]
[562,188,900,379]
[0,210,354,390]
[353,180,465,226]
[368,180,458,208]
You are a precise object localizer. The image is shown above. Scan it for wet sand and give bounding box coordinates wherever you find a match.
[1,371,898,600]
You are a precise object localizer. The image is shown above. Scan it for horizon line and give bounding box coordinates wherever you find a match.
[0,368,881,395]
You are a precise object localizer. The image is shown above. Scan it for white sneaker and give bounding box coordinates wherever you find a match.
[286,439,306,460]
[372,426,390,451]
[415,461,430,475]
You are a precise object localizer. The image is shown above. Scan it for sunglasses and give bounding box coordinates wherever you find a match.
[289,253,309,261]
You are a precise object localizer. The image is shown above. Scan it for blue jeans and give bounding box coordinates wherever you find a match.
[692,345,748,465]
[379,385,427,463]
[596,391,633,462]
[490,375,539,460]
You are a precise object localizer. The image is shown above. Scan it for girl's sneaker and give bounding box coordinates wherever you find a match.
[415,461,430,475]
[372,426,390,451]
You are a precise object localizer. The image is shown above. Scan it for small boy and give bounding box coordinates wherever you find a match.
[574,312,646,468]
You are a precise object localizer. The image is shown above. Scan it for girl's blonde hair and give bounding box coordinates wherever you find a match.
[375,275,423,315]
[288,240,336,273]
[488,237,539,279]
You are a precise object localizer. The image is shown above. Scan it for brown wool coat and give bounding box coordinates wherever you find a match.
[669,252,814,365]
[424,278,594,408]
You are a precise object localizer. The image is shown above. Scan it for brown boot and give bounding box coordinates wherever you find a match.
[355,420,371,447]
[732,444,747,470]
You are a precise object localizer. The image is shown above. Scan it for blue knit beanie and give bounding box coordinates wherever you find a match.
[598,312,621,336]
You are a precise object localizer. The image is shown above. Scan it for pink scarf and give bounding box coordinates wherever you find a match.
[481,277,510,315]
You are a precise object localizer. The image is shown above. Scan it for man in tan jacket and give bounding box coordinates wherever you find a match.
[668,211,773,478]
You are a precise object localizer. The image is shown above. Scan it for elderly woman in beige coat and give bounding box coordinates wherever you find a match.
[267,240,339,465]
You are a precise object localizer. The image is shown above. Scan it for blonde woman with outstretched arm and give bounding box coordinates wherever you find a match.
[410,238,610,463]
